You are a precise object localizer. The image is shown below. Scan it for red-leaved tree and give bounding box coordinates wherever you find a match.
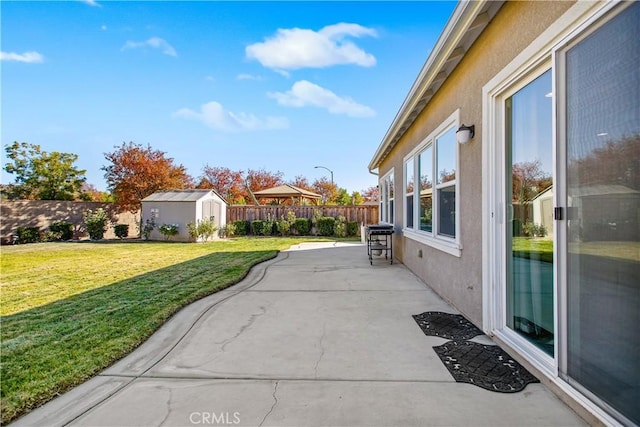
[288,175,313,192]
[103,142,193,212]
[245,168,284,195]
[312,177,338,204]
[361,185,379,203]
[198,165,246,204]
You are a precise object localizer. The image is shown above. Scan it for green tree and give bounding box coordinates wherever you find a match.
[335,188,352,205]
[3,142,86,200]
[351,191,364,205]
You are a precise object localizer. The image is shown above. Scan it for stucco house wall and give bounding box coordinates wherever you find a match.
[376,1,573,326]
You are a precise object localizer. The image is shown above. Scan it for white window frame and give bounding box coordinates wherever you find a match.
[379,168,394,224]
[403,109,461,257]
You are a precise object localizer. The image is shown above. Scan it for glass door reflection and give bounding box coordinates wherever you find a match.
[505,70,554,356]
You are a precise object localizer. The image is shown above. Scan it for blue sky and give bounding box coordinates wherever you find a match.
[1,0,456,194]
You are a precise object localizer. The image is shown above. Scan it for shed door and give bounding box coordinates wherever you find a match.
[213,201,222,226]
[202,200,214,221]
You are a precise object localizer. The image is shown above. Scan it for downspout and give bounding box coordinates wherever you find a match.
[366,168,380,233]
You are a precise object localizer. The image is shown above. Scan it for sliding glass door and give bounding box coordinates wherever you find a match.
[561,3,640,423]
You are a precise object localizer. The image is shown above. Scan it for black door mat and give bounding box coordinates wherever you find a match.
[413,311,483,340]
[433,340,540,392]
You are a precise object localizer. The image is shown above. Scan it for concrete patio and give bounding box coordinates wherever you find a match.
[13,242,586,426]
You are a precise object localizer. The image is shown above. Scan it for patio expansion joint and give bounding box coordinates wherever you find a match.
[98,374,457,385]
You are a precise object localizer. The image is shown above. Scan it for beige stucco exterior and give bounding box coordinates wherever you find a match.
[376,1,573,327]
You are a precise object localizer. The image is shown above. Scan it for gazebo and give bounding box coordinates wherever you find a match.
[253,184,322,206]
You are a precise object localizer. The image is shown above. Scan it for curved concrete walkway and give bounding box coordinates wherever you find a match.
[14,242,586,426]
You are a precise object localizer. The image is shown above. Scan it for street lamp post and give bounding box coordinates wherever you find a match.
[314,165,334,184]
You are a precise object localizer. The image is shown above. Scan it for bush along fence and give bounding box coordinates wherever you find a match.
[227,205,378,228]
[222,207,373,238]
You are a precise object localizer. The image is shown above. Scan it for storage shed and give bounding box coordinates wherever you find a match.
[141,189,227,242]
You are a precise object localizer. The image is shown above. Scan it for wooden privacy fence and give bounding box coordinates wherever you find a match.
[227,205,379,225]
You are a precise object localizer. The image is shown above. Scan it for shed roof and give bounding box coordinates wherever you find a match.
[141,189,225,203]
[253,184,322,199]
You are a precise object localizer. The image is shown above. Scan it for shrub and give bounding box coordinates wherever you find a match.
[187,218,218,242]
[158,223,180,241]
[142,218,156,240]
[42,230,63,242]
[49,221,73,241]
[276,211,296,236]
[16,226,41,244]
[276,216,291,236]
[83,208,109,240]
[317,217,336,236]
[334,216,346,238]
[219,222,236,238]
[263,213,275,236]
[251,220,265,236]
[347,221,359,237]
[293,218,311,235]
[197,218,218,241]
[232,220,250,236]
[522,221,547,238]
[114,224,129,239]
[311,209,323,235]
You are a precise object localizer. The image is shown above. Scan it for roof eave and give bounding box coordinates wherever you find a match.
[369,0,502,171]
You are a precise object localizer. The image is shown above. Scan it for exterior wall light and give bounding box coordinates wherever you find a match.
[456,124,475,144]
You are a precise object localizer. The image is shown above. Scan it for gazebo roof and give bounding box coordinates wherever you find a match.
[253,184,321,199]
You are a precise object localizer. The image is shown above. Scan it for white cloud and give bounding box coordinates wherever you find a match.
[101,25,108,31]
[0,51,44,63]
[122,37,177,57]
[236,73,263,81]
[173,101,289,132]
[246,22,377,71]
[268,80,375,118]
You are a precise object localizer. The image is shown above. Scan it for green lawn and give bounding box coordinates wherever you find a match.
[0,237,330,424]
[512,238,639,263]
[512,237,553,263]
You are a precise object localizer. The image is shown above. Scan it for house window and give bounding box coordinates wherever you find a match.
[435,127,457,237]
[380,170,394,224]
[403,110,460,253]
[405,160,414,228]
[419,146,433,233]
